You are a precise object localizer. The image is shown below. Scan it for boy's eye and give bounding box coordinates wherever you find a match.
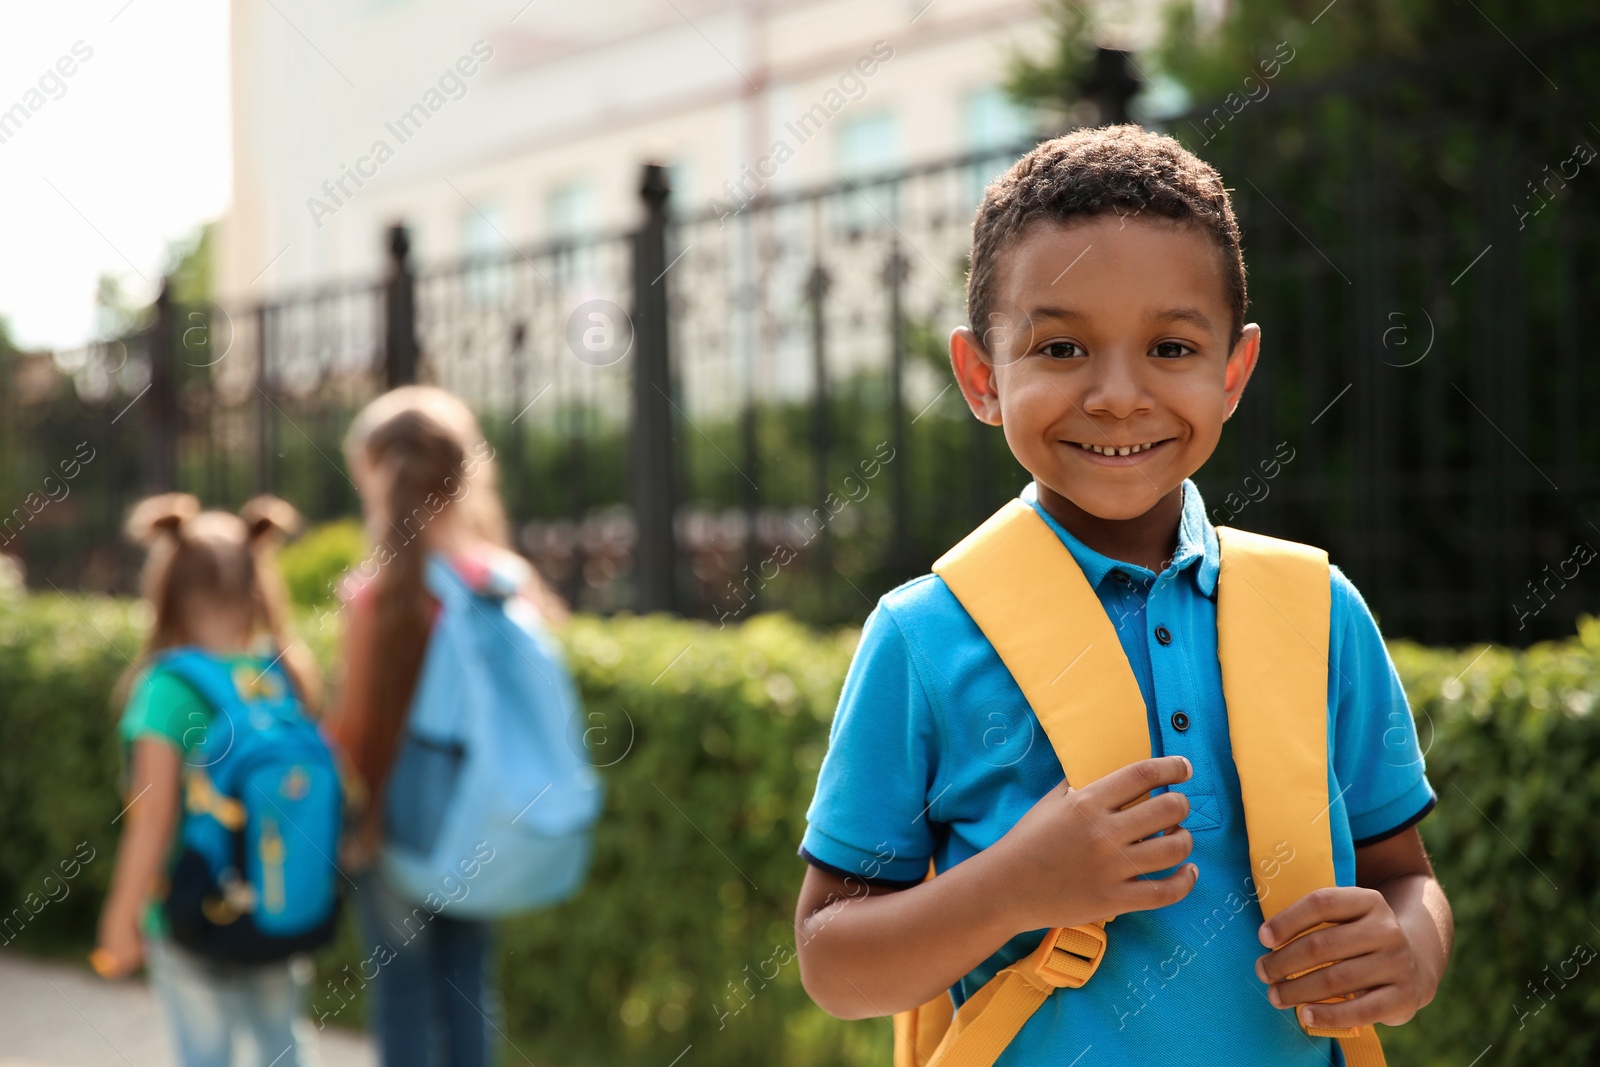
[1150,341,1194,360]
[1040,341,1086,360]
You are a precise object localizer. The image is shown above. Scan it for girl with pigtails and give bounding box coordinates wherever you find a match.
[95,492,326,1067]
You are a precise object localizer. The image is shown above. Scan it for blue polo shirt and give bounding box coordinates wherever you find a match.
[801,479,1435,1066]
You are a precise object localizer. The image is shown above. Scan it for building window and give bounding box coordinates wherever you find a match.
[546,182,598,240]
[461,201,510,303]
[546,181,601,287]
[667,161,695,220]
[964,87,1034,204]
[836,110,902,231]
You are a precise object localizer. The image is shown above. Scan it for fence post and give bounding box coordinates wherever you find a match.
[146,278,178,491]
[1080,47,1141,126]
[384,223,418,388]
[806,262,832,605]
[631,163,678,614]
[255,304,274,494]
[884,244,910,581]
[506,320,529,520]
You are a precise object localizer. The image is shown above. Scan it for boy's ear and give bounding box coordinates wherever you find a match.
[1222,323,1262,421]
[950,326,1003,426]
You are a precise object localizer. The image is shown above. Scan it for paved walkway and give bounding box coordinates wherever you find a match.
[0,954,375,1067]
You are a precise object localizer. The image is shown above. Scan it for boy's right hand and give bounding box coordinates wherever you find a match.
[990,755,1198,933]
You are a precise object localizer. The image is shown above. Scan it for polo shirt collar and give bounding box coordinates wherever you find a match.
[1019,478,1221,598]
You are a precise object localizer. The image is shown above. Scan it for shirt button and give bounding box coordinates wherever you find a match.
[1171,711,1190,732]
[1113,571,1131,585]
[1155,625,1173,645]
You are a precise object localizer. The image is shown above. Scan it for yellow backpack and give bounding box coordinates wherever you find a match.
[891,499,1385,1067]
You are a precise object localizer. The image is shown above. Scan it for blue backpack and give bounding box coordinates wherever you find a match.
[381,554,602,917]
[154,649,343,964]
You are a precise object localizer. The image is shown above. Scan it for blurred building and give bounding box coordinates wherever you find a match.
[217,0,1071,306]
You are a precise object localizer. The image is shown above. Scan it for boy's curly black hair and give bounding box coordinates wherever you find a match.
[967,124,1247,347]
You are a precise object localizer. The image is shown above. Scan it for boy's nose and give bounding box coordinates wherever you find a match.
[1078,358,1153,419]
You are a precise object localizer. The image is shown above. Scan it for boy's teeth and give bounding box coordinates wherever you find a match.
[1078,441,1158,455]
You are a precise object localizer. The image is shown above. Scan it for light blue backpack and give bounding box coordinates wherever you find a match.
[381,553,603,917]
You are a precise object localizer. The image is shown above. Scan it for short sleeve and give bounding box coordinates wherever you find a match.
[801,603,940,886]
[119,669,212,756]
[1328,566,1437,846]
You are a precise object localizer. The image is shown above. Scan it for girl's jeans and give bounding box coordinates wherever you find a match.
[352,870,496,1067]
[146,937,315,1067]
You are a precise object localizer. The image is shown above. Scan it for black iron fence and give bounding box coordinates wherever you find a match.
[6,22,1599,645]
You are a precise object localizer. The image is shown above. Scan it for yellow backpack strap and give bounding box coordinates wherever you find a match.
[893,975,953,1067]
[889,499,1149,1067]
[184,768,246,831]
[894,862,956,1067]
[1216,528,1386,1066]
[935,499,1151,783]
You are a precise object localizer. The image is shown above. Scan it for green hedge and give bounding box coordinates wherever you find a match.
[1,592,1597,1064]
[277,519,367,609]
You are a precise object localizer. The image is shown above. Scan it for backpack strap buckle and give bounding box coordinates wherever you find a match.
[1021,922,1108,992]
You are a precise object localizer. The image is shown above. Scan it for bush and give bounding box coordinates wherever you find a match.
[278,519,367,608]
[1383,626,1600,1066]
[0,594,144,952]
[1,590,1596,1064]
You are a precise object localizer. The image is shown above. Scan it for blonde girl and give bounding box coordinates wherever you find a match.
[96,492,321,1067]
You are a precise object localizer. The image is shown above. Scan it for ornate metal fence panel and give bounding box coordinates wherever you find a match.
[8,24,1599,643]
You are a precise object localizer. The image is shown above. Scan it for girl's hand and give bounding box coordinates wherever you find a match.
[92,911,144,979]
[96,738,182,980]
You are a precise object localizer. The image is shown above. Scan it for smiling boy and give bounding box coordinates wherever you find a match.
[794,127,1452,1064]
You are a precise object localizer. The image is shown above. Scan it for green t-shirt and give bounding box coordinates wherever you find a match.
[118,653,265,937]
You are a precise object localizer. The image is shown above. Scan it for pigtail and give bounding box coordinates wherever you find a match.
[113,493,202,709]
[124,492,200,546]
[241,495,324,713]
[241,494,302,543]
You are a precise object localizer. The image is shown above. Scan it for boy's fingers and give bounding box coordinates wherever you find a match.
[1090,756,1192,811]
[1119,862,1198,912]
[1292,986,1401,1031]
[1257,921,1385,984]
[1117,790,1189,840]
[1268,957,1376,1008]
[1124,828,1193,875]
[1258,886,1378,948]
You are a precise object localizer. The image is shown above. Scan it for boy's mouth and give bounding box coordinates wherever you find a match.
[1068,437,1173,459]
